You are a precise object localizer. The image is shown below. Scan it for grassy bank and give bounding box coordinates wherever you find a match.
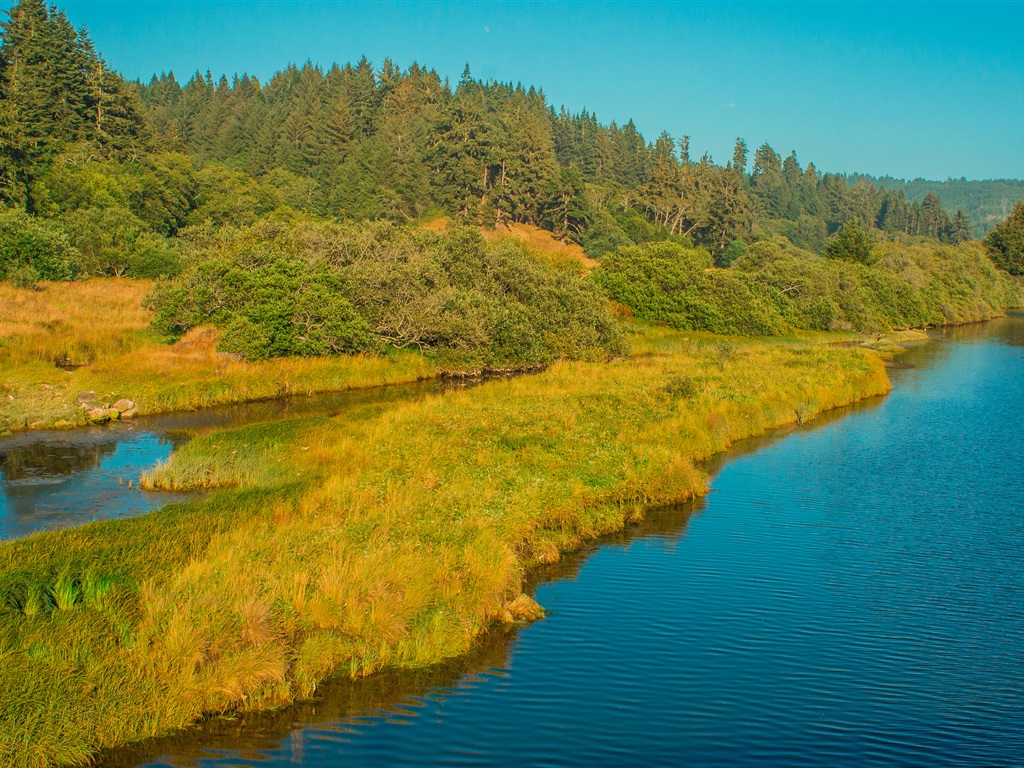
[0,279,436,433]
[0,338,889,766]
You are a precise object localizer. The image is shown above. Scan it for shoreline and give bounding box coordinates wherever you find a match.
[3,275,1014,437]
[95,389,893,766]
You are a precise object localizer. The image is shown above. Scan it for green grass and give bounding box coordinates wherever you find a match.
[0,338,891,767]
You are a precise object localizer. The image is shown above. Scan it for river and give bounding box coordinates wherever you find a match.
[13,315,1024,767]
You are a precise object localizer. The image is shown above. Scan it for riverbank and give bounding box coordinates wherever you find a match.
[0,337,890,767]
[1,278,1007,436]
[1,279,450,434]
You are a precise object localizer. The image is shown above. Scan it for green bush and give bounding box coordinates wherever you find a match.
[7,263,41,289]
[32,150,196,236]
[598,236,1021,336]
[58,207,181,278]
[594,241,787,336]
[0,209,80,282]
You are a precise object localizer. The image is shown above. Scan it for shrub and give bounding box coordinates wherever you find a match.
[147,220,622,364]
[58,207,181,278]
[594,241,788,336]
[599,236,1021,336]
[0,209,80,282]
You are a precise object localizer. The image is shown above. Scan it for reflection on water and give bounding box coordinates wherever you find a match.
[0,378,473,539]
[97,627,521,768]
[98,313,1024,768]
[1,436,119,482]
[933,308,1024,347]
[0,425,188,539]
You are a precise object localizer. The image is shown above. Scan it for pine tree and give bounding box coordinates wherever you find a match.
[983,200,1024,275]
[826,220,875,264]
[0,0,149,204]
[919,191,947,238]
[731,138,747,176]
[750,143,789,219]
[950,208,973,244]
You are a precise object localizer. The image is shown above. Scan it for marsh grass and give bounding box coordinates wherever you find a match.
[0,338,890,766]
[0,280,436,432]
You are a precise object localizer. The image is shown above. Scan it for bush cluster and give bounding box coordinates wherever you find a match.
[0,210,80,286]
[147,220,623,364]
[594,241,789,336]
[596,237,1021,335]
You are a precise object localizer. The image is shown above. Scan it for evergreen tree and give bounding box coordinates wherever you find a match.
[919,191,949,239]
[731,138,747,176]
[983,200,1024,275]
[0,0,148,205]
[750,143,788,219]
[825,220,875,264]
[950,208,972,244]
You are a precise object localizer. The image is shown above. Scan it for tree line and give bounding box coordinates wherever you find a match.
[0,0,996,262]
[0,0,1020,342]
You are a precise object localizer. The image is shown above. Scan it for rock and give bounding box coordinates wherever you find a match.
[120,407,138,419]
[86,407,119,424]
[53,418,75,429]
[111,398,136,413]
[76,391,98,406]
[506,594,545,622]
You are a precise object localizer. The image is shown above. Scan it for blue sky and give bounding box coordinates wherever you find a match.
[35,1,1024,180]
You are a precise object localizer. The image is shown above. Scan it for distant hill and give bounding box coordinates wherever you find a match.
[846,175,1024,237]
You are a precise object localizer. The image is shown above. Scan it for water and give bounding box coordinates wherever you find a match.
[0,379,450,539]
[87,313,1024,766]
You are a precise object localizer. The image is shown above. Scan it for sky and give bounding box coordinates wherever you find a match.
[28,1,1024,181]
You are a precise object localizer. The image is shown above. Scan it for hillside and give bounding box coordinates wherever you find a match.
[852,175,1024,237]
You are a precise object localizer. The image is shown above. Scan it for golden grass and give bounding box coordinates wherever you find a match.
[420,216,598,274]
[0,280,436,432]
[482,222,599,274]
[0,280,155,364]
[0,337,891,766]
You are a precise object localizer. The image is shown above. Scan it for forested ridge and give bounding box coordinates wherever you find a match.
[857,175,1024,237]
[0,0,1020,356]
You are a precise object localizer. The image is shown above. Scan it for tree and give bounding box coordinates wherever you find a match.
[983,200,1024,275]
[825,220,874,264]
[731,138,747,176]
[918,191,949,240]
[0,0,148,205]
[750,143,788,219]
[949,208,973,245]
